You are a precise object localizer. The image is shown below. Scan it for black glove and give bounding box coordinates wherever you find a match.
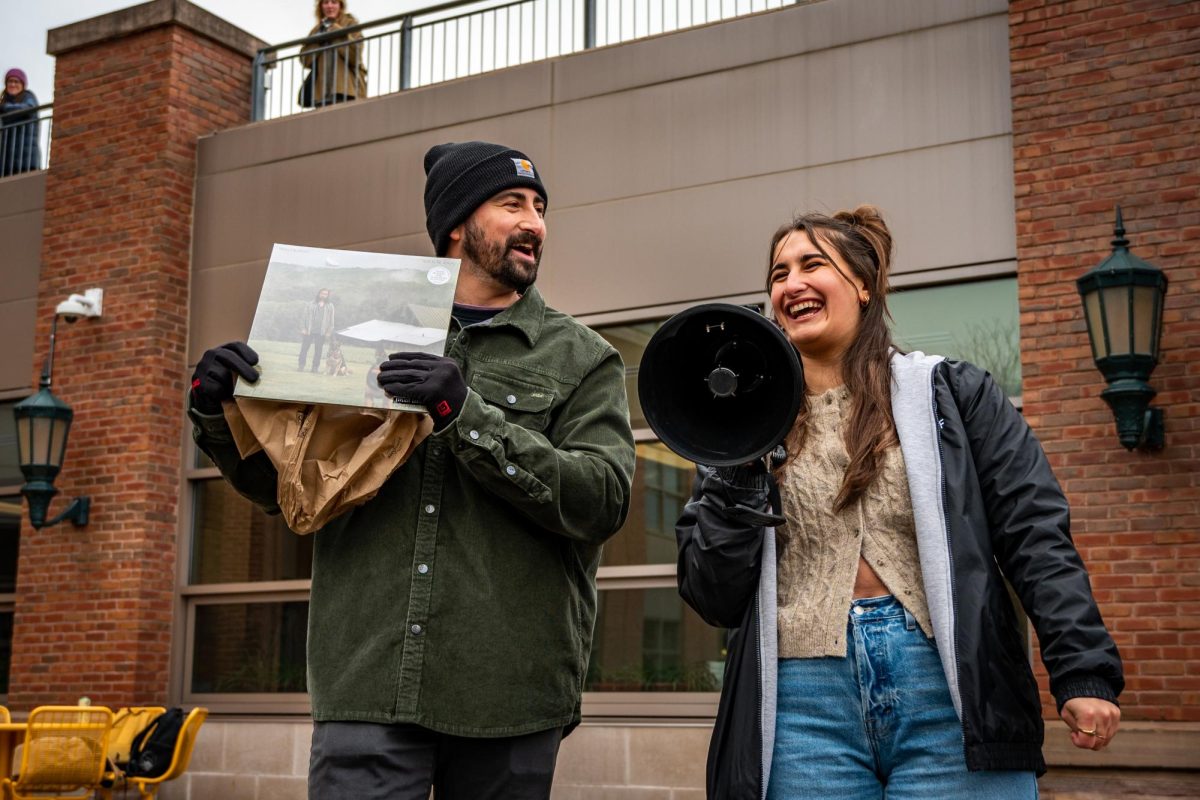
[377,352,468,431]
[715,457,768,488]
[191,341,259,414]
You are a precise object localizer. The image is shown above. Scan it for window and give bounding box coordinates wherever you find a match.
[0,504,16,696]
[587,587,726,693]
[181,445,312,712]
[0,399,21,699]
[890,277,1021,397]
[190,599,309,693]
[178,279,1022,714]
[0,402,21,486]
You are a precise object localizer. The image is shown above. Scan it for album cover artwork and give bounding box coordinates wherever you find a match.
[234,243,460,411]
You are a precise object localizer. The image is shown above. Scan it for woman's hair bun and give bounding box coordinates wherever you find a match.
[834,204,892,276]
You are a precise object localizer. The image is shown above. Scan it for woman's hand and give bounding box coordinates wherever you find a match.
[1061,697,1121,751]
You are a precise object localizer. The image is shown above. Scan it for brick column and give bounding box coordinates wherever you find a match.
[1009,0,1199,724]
[9,0,264,709]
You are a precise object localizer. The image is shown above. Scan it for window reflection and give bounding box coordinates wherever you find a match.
[603,443,694,567]
[587,587,726,692]
[0,502,18,594]
[890,278,1021,397]
[0,612,10,694]
[0,402,21,486]
[596,321,662,431]
[192,601,308,693]
[191,479,312,584]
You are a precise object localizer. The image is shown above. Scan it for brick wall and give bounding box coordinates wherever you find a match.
[1009,0,1199,722]
[9,20,254,708]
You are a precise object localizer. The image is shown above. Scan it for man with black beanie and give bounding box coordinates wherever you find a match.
[187,141,637,799]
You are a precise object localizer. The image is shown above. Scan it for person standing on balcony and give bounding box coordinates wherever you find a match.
[0,68,41,176]
[676,206,1123,799]
[300,0,368,107]
[188,141,637,799]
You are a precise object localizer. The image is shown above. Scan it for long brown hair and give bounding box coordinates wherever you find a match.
[768,205,900,512]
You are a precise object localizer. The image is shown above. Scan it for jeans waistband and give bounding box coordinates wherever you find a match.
[848,594,912,625]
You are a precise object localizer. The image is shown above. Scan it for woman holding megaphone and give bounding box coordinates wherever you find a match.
[674,206,1122,799]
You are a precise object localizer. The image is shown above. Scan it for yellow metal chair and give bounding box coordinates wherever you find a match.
[0,705,114,800]
[98,707,207,800]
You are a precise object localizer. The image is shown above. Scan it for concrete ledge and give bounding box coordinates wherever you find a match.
[1043,721,1200,770]
[48,0,267,58]
[1041,768,1200,799]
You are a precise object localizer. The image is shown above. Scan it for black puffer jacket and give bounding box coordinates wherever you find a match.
[676,354,1123,800]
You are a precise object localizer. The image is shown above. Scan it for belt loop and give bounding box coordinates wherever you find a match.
[903,606,916,631]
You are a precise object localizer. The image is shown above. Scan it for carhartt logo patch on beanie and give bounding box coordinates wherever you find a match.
[423,141,549,256]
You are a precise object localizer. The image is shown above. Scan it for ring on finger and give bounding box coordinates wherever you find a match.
[1078,727,1097,736]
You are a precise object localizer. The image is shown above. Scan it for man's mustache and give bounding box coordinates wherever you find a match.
[506,233,543,256]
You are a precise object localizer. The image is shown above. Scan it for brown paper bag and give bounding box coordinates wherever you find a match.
[224,397,432,534]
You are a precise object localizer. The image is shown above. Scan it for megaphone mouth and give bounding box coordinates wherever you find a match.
[638,303,805,467]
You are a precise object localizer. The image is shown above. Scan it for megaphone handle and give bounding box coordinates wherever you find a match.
[769,444,788,471]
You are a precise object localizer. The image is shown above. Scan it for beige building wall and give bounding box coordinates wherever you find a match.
[0,172,44,397]
[172,1,1015,797]
[189,0,1014,363]
[2,0,1030,796]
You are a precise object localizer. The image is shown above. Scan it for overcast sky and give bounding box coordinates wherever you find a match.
[1,0,420,105]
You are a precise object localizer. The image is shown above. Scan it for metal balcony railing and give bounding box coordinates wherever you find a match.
[252,0,797,121]
[0,103,52,178]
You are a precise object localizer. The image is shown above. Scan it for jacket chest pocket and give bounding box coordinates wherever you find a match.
[472,371,556,432]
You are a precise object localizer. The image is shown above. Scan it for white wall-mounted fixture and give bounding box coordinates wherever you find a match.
[55,287,104,322]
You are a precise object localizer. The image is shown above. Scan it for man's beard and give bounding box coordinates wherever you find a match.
[462,221,541,294]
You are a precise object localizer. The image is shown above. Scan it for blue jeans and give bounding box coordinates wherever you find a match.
[767,595,1037,800]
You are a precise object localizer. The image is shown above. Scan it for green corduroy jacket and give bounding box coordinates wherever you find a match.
[190,287,637,736]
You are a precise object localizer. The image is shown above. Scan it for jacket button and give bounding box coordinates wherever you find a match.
[417,564,429,575]
[469,430,480,440]
[411,624,424,635]
[425,504,435,514]
[505,465,517,476]
[506,394,517,404]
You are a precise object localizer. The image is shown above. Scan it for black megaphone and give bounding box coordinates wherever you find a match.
[637,303,804,467]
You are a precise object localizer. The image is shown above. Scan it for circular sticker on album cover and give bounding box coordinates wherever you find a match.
[427,266,451,285]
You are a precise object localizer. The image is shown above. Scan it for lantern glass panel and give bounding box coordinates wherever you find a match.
[50,418,69,469]
[1084,290,1107,359]
[1132,284,1158,356]
[1100,285,1132,358]
[14,415,30,469]
[30,416,54,467]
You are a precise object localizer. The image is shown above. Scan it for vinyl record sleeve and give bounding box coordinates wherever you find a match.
[234,243,460,411]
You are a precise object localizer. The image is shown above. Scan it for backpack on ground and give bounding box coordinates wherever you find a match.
[126,707,185,778]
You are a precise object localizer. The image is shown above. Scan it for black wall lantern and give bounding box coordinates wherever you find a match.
[1076,208,1168,451]
[11,288,103,528]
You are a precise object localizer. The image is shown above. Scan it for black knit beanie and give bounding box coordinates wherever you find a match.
[423,141,549,256]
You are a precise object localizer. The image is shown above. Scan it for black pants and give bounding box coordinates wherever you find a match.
[298,334,325,372]
[308,721,562,800]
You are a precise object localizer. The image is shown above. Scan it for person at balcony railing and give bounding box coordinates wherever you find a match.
[0,68,40,176]
[188,141,636,799]
[676,205,1123,799]
[299,0,368,108]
